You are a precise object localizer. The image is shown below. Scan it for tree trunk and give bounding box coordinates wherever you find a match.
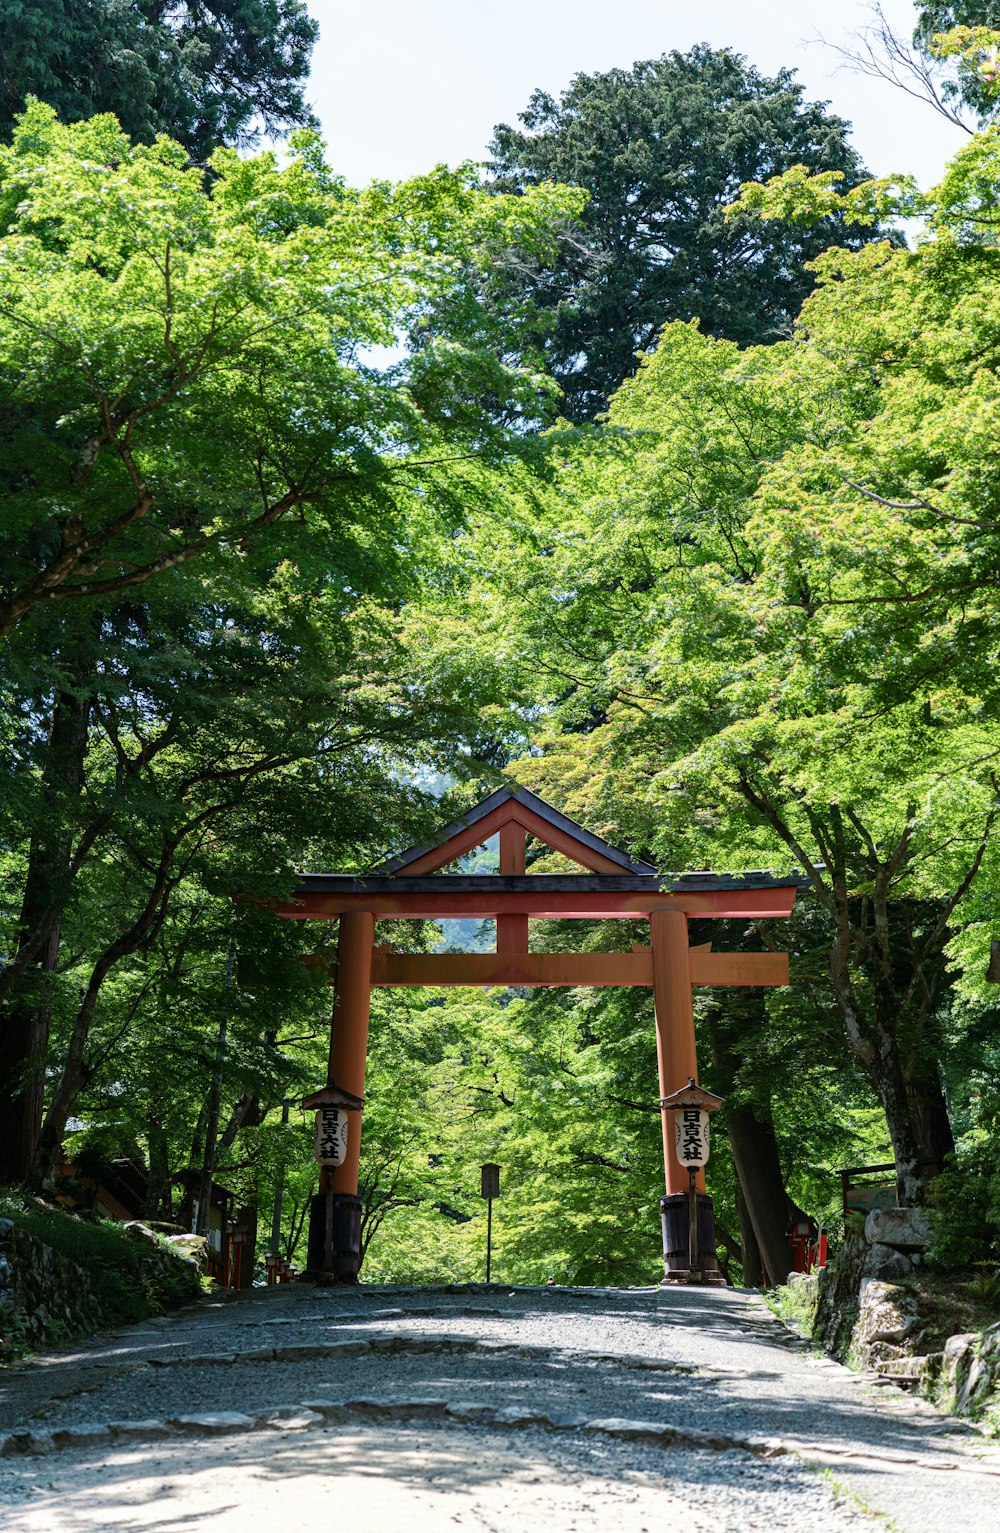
[735,1177,764,1287]
[727,1103,794,1287]
[195,937,235,1238]
[702,990,793,1287]
[0,683,91,1183]
[870,1020,944,1206]
[907,1069,954,1177]
[178,1101,210,1229]
[29,844,178,1188]
[144,1116,171,1220]
[195,1009,228,1239]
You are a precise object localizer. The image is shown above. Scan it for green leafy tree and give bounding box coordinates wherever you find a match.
[0,104,582,1186]
[485,46,874,421]
[915,4,1000,119]
[461,229,1000,1209]
[0,0,318,157]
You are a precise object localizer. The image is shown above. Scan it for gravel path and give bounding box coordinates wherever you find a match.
[1,1282,998,1532]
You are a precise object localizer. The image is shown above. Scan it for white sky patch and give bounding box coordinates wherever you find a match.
[305,0,968,190]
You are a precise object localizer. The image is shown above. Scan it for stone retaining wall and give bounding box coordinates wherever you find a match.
[0,1218,105,1354]
[0,1215,202,1358]
[786,1206,1000,1425]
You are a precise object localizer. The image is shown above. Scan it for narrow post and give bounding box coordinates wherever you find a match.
[650,908,722,1284]
[496,823,528,955]
[486,1195,493,1283]
[306,910,375,1284]
[688,1166,699,1278]
[650,910,702,1196]
[269,1099,290,1258]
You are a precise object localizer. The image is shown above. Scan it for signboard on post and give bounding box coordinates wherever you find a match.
[675,1107,710,1167]
[480,1163,500,1282]
[314,1105,349,1167]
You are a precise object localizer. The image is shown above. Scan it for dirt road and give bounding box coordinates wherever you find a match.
[1,1282,997,1532]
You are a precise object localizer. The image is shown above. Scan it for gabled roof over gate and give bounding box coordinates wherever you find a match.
[374,785,657,877]
[275,784,810,920]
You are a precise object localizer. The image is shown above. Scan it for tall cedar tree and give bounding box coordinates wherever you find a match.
[487,46,874,421]
[0,1,317,156]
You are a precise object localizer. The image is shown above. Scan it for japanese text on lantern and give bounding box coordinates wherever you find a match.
[314,1105,349,1167]
[675,1106,710,1166]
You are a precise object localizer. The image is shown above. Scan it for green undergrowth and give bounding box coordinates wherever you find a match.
[0,1192,205,1348]
[765,1278,821,1339]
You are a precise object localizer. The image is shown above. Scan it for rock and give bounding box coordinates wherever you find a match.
[492,1406,549,1426]
[0,1218,14,1241]
[108,1419,175,1440]
[123,1221,160,1247]
[50,1424,112,1450]
[944,1331,978,1360]
[863,1243,913,1280]
[346,1398,449,1421]
[163,1233,209,1270]
[172,1412,255,1435]
[813,1228,868,1359]
[857,1279,919,1342]
[0,1222,106,1352]
[20,1430,54,1455]
[585,1417,676,1442]
[864,1208,935,1252]
[850,1279,920,1372]
[445,1401,493,1422]
[257,1407,323,1431]
[0,1429,32,1457]
[934,1333,993,1414]
[299,1400,347,1422]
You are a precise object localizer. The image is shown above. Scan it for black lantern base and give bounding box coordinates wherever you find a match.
[303,1189,362,1283]
[659,1192,726,1285]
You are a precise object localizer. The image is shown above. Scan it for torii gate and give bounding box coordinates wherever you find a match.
[273,786,803,1284]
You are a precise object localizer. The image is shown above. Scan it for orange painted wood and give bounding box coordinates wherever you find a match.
[499,823,526,874]
[508,806,627,873]
[399,801,626,876]
[688,951,789,986]
[326,911,374,1197]
[366,948,788,988]
[650,909,704,1197]
[497,824,529,954]
[371,950,654,987]
[279,887,798,920]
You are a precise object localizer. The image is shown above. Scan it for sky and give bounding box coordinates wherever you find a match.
[304,0,968,189]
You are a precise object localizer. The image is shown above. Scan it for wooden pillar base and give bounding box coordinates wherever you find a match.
[659,1193,726,1285]
[303,1189,362,1284]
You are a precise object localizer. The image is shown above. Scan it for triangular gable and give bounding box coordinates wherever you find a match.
[374,786,657,877]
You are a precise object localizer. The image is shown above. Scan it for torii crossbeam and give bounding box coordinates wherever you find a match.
[273,786,805,1284]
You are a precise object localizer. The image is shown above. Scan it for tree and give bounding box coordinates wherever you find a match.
[485,46,875,421]
[464,212,1000,1207]
[0,105,580,645]
[915,4,1000,119]
[0,105,582,1185]
[0,1,318,157]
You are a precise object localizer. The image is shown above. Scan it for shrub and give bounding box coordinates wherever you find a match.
[0,1192,202,1334]
[927,1150,1000,1270]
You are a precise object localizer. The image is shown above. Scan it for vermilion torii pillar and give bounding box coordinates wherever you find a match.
[273,786,804,1284]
